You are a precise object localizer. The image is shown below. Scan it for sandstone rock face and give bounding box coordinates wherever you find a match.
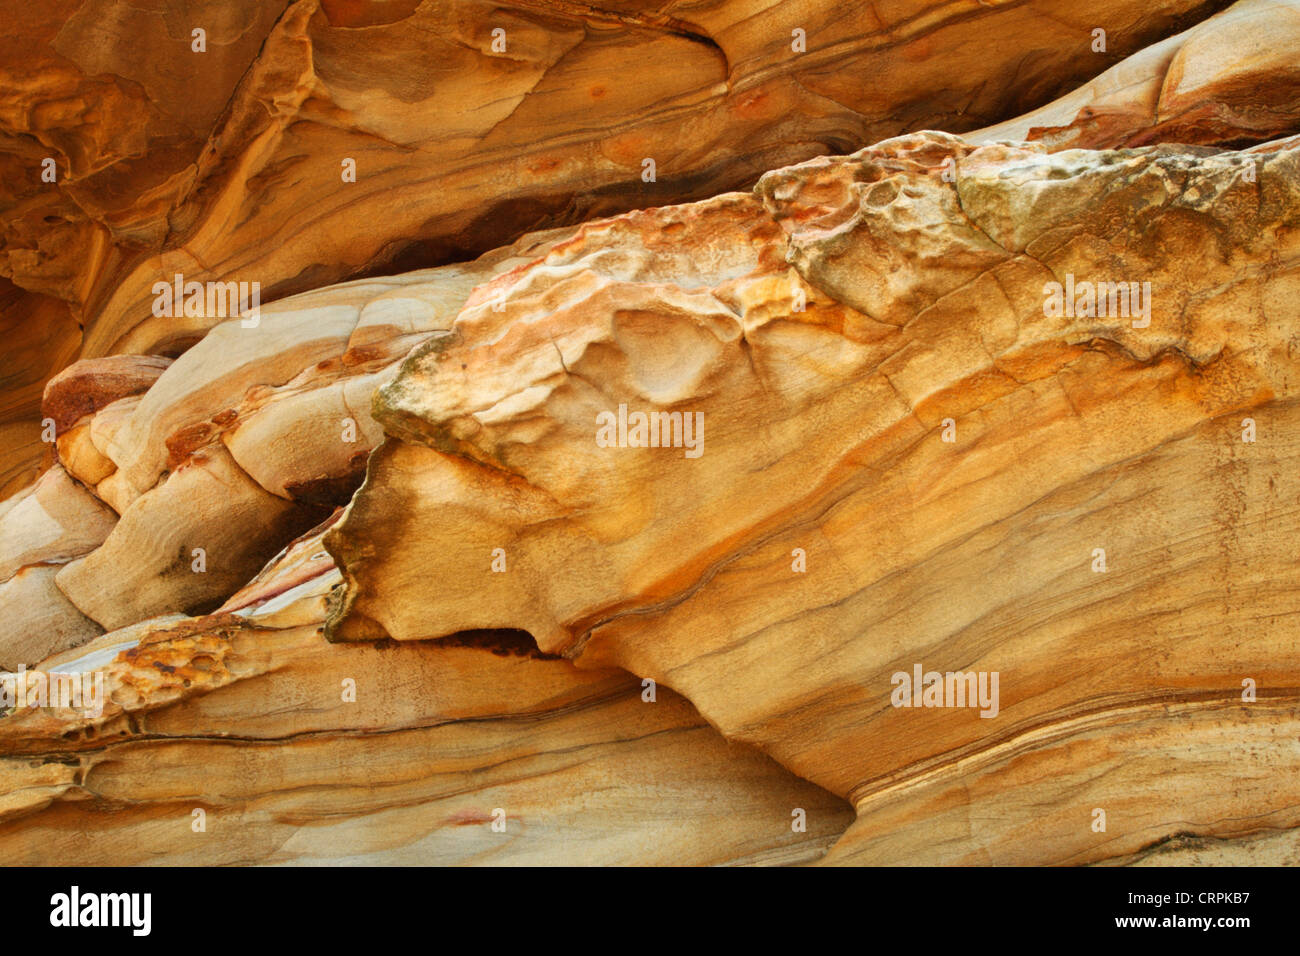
[0,524,852,866]
[320,131,1300,855]
[0,463,114,668]
[0,0,1243,492]
[972,0,1300,151]
[1,1,1298,867]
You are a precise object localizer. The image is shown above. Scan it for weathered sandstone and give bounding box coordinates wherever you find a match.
[321,131,1300,859]
[972,0,1300,151]
[0,0,1249,492]
[0,527,852,865]
[1,4,1298,866]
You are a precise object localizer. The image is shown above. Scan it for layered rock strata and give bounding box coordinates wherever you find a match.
[0,0,1251,493]
[2,2,1299,865]
[1,127,1296,864]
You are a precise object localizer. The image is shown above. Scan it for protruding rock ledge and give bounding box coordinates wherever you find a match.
[318,132,1300,858]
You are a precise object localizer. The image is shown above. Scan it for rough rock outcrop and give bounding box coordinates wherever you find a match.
[2,0,1299,867]
[5,127,1297,864]
[315,131,1300,862]
[0,0,1248,493]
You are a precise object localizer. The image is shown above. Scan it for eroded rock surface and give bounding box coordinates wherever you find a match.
[0,0,1248,493]
[0,525,852,865]
[972,0,1300,151]
[322,131,1300,860]
[2,9,1298,864]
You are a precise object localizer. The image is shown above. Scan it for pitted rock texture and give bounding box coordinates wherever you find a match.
[323,131,1300,857]
[0,0,1249,495]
